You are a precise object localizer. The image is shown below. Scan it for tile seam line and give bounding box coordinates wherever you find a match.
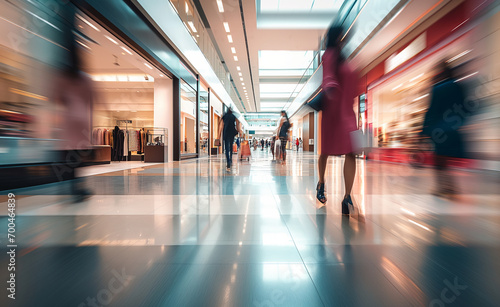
[271,192,327,307]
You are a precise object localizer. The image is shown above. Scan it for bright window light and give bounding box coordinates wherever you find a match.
[227,35,233,43]
[234,56,238,61]
[231,47,236,54]
[188,21,197,33]
[223,22,230,32]
[259,50,314,70]
[104,35,118,45]
[217,0,224,13]
[260,83,300,93]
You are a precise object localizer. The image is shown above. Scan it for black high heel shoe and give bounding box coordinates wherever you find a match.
[342,195,353,215]
[316,182,327,204]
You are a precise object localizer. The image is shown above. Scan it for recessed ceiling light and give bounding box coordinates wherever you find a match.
[238,72,242,76]
[217,0,224,13]
[223,22,230,32]
[227,35,233,43]
[121,52,125,55]
[236,66,241,71]
[243,87,246,89]
[121,46,132,55]
[76,14,100,32]
[240,77,243,81]
[188,21,197,33]
[104,35,118,45]
[160,74,164,77]
[242,83,245,85]
[234,56,238,61]
[231,47,236,54]
[144,63,153,69]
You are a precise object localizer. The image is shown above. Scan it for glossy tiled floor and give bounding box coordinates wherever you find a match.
[1,149,499,307]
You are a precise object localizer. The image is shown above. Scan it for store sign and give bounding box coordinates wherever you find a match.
[249,130,255,135]
[385,33,426,74]
[309,139,314,145]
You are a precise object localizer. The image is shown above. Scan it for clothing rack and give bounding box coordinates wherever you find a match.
[92,126,168,162]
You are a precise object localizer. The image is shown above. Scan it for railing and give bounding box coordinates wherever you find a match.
[168,0,246,112]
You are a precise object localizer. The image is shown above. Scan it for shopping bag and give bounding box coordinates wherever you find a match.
[350,130,371,154]
[274,139,282,162]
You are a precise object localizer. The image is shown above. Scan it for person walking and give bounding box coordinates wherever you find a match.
[218,109,242,171]
[422,61,466,198]
[296,138,299,151]
[276,110,291,164]
[316,25,358,215]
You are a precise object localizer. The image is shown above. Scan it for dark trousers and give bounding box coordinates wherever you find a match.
[224,137,234,168]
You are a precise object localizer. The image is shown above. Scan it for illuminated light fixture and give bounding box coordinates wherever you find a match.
[238,72,242,76]
[121,46,132,55]
[231,47,236,54]
[242,86,246,89]
[242,82,245,85]
[392,83,403,91]
[223,22,230,32]
[400,207,416,216]
[227,35,233,43]
[452,19,469,32]
[188,21,197,33]
[412,94,429,102]
[144,63,153,69]
[217,0,224,12]
[240,77,243,81]
[76,40,91,50]
[9,88,47,101]
[76,14,100,32]
[409,73,424,82]
[446,50,472,63]
[185,2,189,14]
[455,71,478,83]
[104,35,118,45]
[408,219,431,231]
[160,74,164,77]
[234,56,238,61]
[236,66,241,71]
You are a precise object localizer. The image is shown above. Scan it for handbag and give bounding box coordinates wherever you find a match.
[214,139,221,146]
[307,91,323,111]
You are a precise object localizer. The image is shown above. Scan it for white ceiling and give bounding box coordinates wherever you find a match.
[199,0,328,117]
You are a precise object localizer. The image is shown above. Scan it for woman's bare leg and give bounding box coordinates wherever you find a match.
[318,154,329,184]
[344,153,356,197]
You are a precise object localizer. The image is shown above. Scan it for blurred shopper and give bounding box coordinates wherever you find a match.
[422,61,467,198]
[276,110,291,164]
[52,9,94,202]
[270,137,275,161]
[296,138,299,151]
[218,109,241,171]
[316,25,358,215]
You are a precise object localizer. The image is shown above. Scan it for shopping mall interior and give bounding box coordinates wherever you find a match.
[0,0,499,306]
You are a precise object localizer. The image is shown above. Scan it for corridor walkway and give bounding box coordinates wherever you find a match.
[1,150,499,306]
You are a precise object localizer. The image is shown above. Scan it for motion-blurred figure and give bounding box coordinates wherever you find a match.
[422,61,467,198]
[276,110,290,164]
[316,25,358,216]
[218,108,241,171]
[52,8,94,202]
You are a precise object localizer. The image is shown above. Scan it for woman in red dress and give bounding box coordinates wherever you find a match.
[316,25,358,215]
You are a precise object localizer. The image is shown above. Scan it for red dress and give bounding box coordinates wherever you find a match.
[321,48,358,155]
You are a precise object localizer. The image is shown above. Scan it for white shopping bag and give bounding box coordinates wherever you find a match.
[350,130,372,154]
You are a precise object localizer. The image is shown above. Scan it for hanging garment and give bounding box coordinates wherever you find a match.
[128,129,139,151]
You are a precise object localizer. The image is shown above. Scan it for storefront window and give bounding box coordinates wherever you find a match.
[199,84,209,156]
[181,80,197,155]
